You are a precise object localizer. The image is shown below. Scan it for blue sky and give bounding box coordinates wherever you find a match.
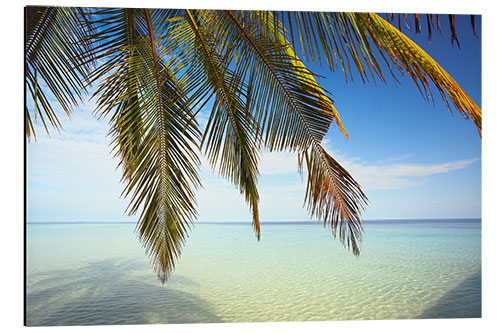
[26,13,481,223]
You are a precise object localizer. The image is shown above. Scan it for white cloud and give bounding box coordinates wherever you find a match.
[259,150,298,175]
[219,140,480,192]
[322,146,479,191]
[345,157,479,190]
[377,153,416,163]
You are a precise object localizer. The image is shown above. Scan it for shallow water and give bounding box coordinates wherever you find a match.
[26,219,481,326]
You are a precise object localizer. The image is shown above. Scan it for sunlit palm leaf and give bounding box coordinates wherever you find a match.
[251,11,349,140]
[276,11,385,82]
[90,8,144,174]
[356,13,481,136]
[278,11,481,136]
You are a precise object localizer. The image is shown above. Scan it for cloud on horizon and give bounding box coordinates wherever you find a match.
[248,144,479,191]
[333,155,479,190]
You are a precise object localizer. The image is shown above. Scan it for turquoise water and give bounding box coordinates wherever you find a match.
[26,219,481,326]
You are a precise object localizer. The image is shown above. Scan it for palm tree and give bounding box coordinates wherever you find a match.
[25,7,482,282]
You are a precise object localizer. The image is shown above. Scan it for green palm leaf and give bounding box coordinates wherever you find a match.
[91,8,201,282]
[220,11,335,151]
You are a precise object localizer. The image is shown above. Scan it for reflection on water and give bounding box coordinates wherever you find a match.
[27,259,221,326]
[26,220,481,325]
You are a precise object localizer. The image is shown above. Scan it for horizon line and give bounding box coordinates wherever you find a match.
[27,217,482,224]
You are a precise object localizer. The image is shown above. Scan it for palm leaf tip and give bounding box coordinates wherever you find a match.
[188,9,263,242]
[302,145,367,256]
[251,195,261,240]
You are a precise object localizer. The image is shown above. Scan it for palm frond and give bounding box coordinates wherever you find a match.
[251,11,349,139]
[92,8,201,282]
[90,8,144,173]
[184,9,262,238]
[220,11,336,151]
[204,10,366,248]
[25,6,95,139]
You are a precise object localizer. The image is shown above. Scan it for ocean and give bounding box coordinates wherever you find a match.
[25,219,481,326]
